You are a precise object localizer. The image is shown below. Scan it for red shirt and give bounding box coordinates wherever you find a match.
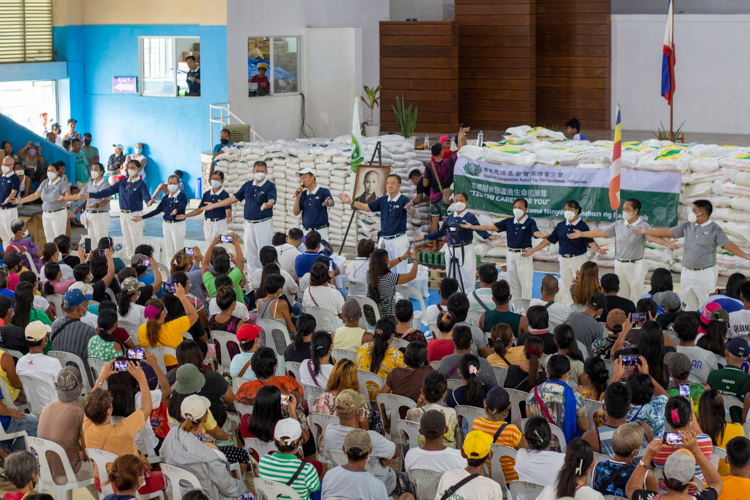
[250,75,270,94]
[427,338,455,362]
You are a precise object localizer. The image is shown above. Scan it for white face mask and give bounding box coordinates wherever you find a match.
[254,172,266,182]
[513,208,525,220]
[47,172,57,181]
[688,212,698,223]
[1,166,10,174]
[564,210,576,221]
[128,169,139,178]
[90,170,100,180]
[15,171,23,178]
[168,184,179,193]
[211,180,222,189]
[454,202,467,212]
[622,211,634,221]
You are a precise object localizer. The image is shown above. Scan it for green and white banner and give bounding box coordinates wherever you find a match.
[454,158,681,226]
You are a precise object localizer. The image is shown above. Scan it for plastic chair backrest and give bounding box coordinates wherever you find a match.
[550,422,568,452]
[593,452,610,464]
[309,413,338,454]
[508,480,546,500]
[143,345,176,374]
[138,426,161,464]
[446,379,462,393]
[390,338,410,351]
[328,449,347,467]
[160,462,202,500]
[493,366,508,387]
[348,295,381,326]
[302,383,326,406]
[583,399,604,431]
[488,444,515,497]
[506,388,529,428]
[357,369,384,398]
[47,350,92,393]
[85,448,118,496]
[455,405,486,436]
[104,288,116,302]
[234,402,253,416]
[211,330,240,376]
[156,262,170,280]
[2,349,23,361]
[395,285,427,329]
[47,294,64,317]
[0,377,26,414]
[332,348,356,361]
[429,360,440,369]
[395,419,421,451]
[465,310,482,326]
[376,394,416,441]
[255,477,304,500]
[19,374,58,416]
[118,320,141,345]
[723,395,743,421]
[343,278,367,297]
[255,318,292,356]
[28,436,94,496]
[409,468,443,500]
[603,359,615,380]
[302,306,341,333]
[428,324,441,339]
[576,340,589,359]
[245,437,277,460]
[285,361,302,380]
[233,376,249,393]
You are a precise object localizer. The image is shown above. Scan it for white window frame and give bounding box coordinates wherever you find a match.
[249,36,301,98]
[138,36,198,98]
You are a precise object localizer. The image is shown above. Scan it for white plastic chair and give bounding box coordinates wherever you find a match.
[520,417,568,452]
[245,436,277,461]
[583,399,604,430]
[47,350,93,393]
[376,393,416,441]
[143,345,176,374]
[302,383,326,406]
[28,436,96,500]
[446,378,462,392]
[429,360,440,369]
[19,374,58,416]
[87,357,109,389]
[428,324,441,339]
[160,463,202,500]
[232,376,249,393]
[255,318,292,356]
[0,377,27,414]
[493,366,508,387]
[2,348,23,360]
[466,310,482,327]
[603,358,615,380]
[487,444,514,498]
[409,468,443,500]
[332,348,356,361]
[138,426,161,465]
[506,388,529,428]
[303,306,341,333]
[308,412,338,450]
[328,449,348,467]
[593,452,610,464]
[47,294,64,317]
[213,447,241,482]
[395,284,428,329]
[390,338,410,351]
[348,295,381,328]
[255,477,304,500]
[285,361,302,380]
[395,418,421,451]
[724,394,744,421]
[357,369,384,398]
[455,405,486,437]
[211,330,240,376]
[104,288,116,302]
[343,278,367,297]
[234,401,253,416]
[509,480,546,500]
[118,320,141,346]
[85,448,117,497]
[576,340,589,359]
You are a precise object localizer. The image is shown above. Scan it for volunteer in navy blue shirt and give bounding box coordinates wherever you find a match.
[80,159,151,258]
[463,197,550,309]
[203,160,276,270]
[178,169,232,242]
[294,229,339,279]
[0,156,20,246]
[293,167,334,243]
[185,55,200,96]
[338,173,416,274]
[522,199,604,305]
[135,174,187,260]
[210,128,233,172]
[415,192,489,293]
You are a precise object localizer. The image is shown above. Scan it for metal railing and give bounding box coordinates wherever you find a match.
[209,102,265,143]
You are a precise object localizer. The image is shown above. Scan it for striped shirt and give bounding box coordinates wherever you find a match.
[471,417,522,482]
[653,434,713,483]
[258,453,320,500]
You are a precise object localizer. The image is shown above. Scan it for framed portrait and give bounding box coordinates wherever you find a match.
[351,164,391,204]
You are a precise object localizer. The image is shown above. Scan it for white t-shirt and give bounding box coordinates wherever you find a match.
[514,448,565,486]
[81,312,98,329]
[250,268,299,300]
[322,424,396,493]
[118,303,146,326]
[33,295,50,312]
[344,257,370,284]
[435,468,502,500]
[16,353,63,408]
[468,288,494,312]
[275,244,301,279]
[676,345,718,382]
[728,309,750,338]
[425,304,447,326]
[404,447,467,474]
[303,286,345,316]
[539,483,604,500]
[298,360,334,407]
[529,299,571,331]
[208,299,250,321]
[40,262,74,283]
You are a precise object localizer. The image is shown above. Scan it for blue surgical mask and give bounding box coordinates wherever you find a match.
[135,148,142,154]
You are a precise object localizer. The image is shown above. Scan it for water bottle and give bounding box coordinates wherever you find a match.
[195,177,202,196]
[423,134,430,151]
[450,136,457,150]
[476,131,484,147]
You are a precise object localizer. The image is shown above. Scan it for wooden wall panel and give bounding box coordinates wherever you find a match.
[535,0,611,130]
[379,21,459,134]
[456,0,537,131]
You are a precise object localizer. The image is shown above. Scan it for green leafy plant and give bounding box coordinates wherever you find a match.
[654,121,685,142]
[360,85,381,128]
[391,96,418,139]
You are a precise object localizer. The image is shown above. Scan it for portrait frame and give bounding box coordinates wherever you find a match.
[351,164,391,205]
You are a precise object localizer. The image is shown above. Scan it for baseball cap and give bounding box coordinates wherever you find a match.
[180,395,211,421]
[40,112,48,117]
[56,366,82,402]
[274,418,302,443]
[701,302,721,325]
[463,430,493,460]
[344,428,372,453]
[438,135,450,144]
[69,281,93,300]
[174,364,206,395]
[710,308,730,324]
[341,299,362,319]
[335,389,366,417]
[726,337,749,358]
[258,63,268,69]
[298,168,315,176]
[113,144,124,149]
[606,309,627,331]
[654,291,681,311]
[121,277,144,294]
[665,352,692,377]
[236,324,260,343]
[664,449,696,484]
[420,410,446,439]
[63,289,87,309]
[67,118,77,124]
[131,253,147,266]
[485,387,510,413]
[3,252,22,270]
[25,320,51,342]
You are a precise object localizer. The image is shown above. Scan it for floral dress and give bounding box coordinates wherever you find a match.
[395,328,428,347]
[87,335,121,362]
[356,344,404,400]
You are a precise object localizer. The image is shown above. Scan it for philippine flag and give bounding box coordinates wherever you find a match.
[661,0,676,104]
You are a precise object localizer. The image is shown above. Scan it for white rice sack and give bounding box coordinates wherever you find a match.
[485,246,509,258]
[456,145,487,161]
[719,154,750,171]
[727,198,750,212]
[681,170,729,184]
[679,195,729,208]
[555,148,598,165]
[728,170,750,187]
[713,208,750,223]
[483,147,537,167]
[688,156,720,172]
[713,180,750,198]
[717,253,750,269]
[681,181,714,197]
[534,149,560,165]
[644,247,672,264]
[634,149,693,173]
[716,222,750,245]
[687,144,725,157]
[505,125,532,138]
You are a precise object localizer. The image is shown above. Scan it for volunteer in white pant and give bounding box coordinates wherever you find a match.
[59,162,112,246]
[135,174,187,261]
[178,169,232,243]
[523,199,605,306]
[338,173,416,275]
[79,160,151,258]
[569,198,674,303]
[634,199,749,311]
[463,197,549,308]
[203,160,276,271]
[13,163,71,243]
[0,156,20,245]
[415,192,488,293]
[293,167,334,244]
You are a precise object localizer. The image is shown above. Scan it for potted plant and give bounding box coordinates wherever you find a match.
[655,121,686,143]
[391,95,418,146]
[361,85,381,137]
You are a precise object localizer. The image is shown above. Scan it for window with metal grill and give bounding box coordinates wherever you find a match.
[0,0,53,64]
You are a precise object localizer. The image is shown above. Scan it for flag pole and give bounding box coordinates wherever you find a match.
[670,0,675,138]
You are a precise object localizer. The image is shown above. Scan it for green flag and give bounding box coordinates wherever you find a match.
[351,97,364,172]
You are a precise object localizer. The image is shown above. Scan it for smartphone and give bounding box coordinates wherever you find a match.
[663,432,683,446]
[163,283,176,293]
[679,383,691,399]
[280,394,290,406]
[141,258,151,267]
[34,142,40,148]
[631,312,647,323]
[220,235,233,244]
[114,360,128,372]
[184,247,194,256]
[127,349,145,360]
[97,249,106,257]
[328,259,333,274]
[84,238,91,253]
[622,355,639,367]
[410,242,415,250]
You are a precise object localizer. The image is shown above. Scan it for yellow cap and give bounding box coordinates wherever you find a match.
[462,430,493,459]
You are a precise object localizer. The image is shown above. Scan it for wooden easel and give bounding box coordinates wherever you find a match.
[338,141,382,255]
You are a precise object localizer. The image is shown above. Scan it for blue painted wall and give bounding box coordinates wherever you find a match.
[50,24,227,198]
